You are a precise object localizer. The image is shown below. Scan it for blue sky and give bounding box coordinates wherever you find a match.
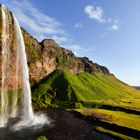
[1,0,140,86]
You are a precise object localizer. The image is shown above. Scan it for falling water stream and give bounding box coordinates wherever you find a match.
[0,4,9,127]
[14,16,34,121]
[0,5,49,129]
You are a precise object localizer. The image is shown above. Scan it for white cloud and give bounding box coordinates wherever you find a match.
[84,5,105,23]
[3,0,95,55]
[5,0,67,41]
[63,44,83,55]
[110,24,119,31]
[84,5,122,32]
[75,23,83,28]
[64,44,83,51]
[63,44,96,56]
[51,35,69,44]
[108,19,121,31]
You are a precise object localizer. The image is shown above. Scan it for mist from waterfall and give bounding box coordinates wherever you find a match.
[0,5,49,129]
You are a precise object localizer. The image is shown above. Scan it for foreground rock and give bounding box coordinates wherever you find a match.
[0,109,115,140]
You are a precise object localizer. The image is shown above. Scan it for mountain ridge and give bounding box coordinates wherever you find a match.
[0,4,137,91]
[0,4,128,89]
[21,27,113,85]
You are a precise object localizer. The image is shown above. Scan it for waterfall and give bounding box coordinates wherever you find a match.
[0,4,10,127]
[13,16,34,121]
[0,5,49,129]
[10,34,19,118]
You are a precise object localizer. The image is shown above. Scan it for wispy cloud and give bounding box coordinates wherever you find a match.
[3,0,95,56]
[63,44,95,56]
[108,19,122,31]
[84,4,122,31]
[110,24,120,31]
[75,22,83,28]
[5,0,67,41]
[50,35,69,44]
[64,44,84,55]
[84,5,105,23]
[64,44,83,51]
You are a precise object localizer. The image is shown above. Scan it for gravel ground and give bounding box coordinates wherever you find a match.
[0,109,115,140]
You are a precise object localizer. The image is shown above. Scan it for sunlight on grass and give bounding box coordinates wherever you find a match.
[79,108,140,131]
[32,69,140,110]
[96,126,136,140]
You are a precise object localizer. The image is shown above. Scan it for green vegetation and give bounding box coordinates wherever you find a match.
[96,126,136,140]
[77,108,140,131]
[32,69,140,110]
[37,136,48,140]
[32,69,140,139]
[76,108,140,139]
[77,72,140,108]
[1,90,22,106]
[24,39,39,59]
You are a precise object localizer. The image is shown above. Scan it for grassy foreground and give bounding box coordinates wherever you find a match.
[76,108,140,131]
[75,108,140,139]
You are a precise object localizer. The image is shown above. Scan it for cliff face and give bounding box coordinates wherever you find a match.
[22,29,111,85]
[0,5,112,87]
[0,5,24,89]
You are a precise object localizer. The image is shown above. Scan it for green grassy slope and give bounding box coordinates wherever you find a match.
[77,72,140,108]
[32,69,140,110]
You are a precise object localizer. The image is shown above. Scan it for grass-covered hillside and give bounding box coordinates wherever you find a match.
[32,69,140,110]
[32,69,140,139]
